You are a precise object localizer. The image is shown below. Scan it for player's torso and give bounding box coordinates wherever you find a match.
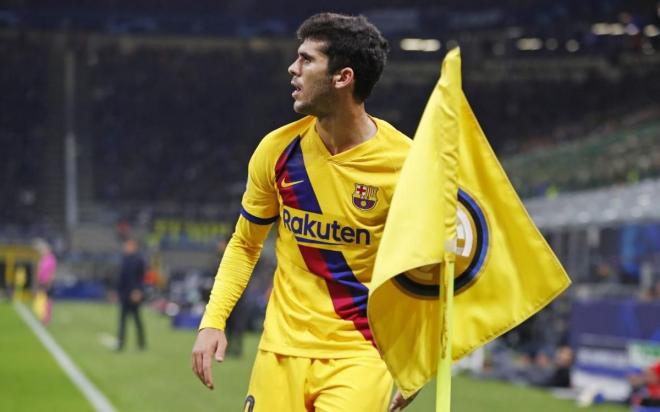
[274,124,404,284]
[261,117,410,356]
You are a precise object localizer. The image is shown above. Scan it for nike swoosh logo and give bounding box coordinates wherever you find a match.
[281,178,304,188]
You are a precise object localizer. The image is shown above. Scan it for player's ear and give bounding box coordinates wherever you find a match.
[332,67,354,90]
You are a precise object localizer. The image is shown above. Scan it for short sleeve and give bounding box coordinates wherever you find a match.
[240,138,280,224]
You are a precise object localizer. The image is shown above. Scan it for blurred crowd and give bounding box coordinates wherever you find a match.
[503,109,660,198]
[0,37,47,227]
[91,47,246,203]
[1,0,657,40]
[3,34,659,224]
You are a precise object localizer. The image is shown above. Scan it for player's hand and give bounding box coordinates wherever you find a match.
[191,327,227,390]
[129,289,143,304]
[388,389,419,412]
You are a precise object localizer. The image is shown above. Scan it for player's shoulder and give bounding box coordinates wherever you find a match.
[373,117,412,150]
[249,116,314,170]
[258,116,315,153]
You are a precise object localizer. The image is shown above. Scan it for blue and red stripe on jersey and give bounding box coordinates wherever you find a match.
[275,137,321,213]
[297,245,373,345]
[274,136,375,347]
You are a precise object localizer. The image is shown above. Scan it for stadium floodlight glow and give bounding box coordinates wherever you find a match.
[400,38,441,52]
[625,23,640,35]
[591,23,611,35]
[516,38,543,51]
[591,22,630,36]
[644,24,660,37]
[565,39,580,52]
[609,23,625,35]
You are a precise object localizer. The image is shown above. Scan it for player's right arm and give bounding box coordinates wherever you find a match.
[192,133,280,390]
[191,216,273,389]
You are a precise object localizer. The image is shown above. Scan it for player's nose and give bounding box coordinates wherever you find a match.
[288,59,299,76]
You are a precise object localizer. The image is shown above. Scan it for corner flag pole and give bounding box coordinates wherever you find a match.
[436,47,461,412]
[436,241,456,412]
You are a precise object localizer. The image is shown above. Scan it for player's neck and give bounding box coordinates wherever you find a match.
[315,102,377,156]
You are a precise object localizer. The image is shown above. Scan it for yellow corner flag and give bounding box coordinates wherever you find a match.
[367,48,571,403]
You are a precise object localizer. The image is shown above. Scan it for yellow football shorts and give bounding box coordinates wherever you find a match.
[243,350,393,412]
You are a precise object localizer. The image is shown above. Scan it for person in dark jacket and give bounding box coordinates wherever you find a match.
[116,238,146,351]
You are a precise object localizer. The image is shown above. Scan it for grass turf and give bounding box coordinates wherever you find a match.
[0,301,92,412]
[7,300,629,412]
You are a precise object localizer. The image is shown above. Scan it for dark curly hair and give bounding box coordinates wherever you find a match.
[297,13,390,102]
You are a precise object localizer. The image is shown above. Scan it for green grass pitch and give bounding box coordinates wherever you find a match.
[2,301,628,412]
[0,302,92,412]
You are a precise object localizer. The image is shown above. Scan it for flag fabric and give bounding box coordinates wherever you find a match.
[367,48,571,398]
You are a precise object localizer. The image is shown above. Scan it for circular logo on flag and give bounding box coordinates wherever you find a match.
[393,188,490,299]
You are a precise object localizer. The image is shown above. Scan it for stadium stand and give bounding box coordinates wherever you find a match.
[0,35,48,229]
[1,0,658,224]
[504,111,660,198]
[35,37,660,211]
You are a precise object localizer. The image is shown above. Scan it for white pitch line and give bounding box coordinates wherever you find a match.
[14,302,117,412]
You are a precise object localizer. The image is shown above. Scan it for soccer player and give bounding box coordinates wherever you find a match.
[192,13,415,412]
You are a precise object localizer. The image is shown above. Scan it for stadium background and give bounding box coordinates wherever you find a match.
[1,0,659,411]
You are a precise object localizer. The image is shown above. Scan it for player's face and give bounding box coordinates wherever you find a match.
[288,39,335,116]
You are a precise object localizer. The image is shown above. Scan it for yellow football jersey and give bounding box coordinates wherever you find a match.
[240,115,410,358]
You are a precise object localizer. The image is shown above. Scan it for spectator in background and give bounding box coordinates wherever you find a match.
[629,361,660,407]
[34,238,57,325]
[116,238,147,351]
[545,345,573,388]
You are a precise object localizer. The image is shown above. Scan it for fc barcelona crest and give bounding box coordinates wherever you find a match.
[352,183,379,211]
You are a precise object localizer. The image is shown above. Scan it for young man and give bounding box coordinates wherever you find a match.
[117,238,147,351]
[192,13,414,411]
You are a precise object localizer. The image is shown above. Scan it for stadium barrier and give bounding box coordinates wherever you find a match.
[570,299,660,401]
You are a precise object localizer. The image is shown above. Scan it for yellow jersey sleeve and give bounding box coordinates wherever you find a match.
[199,215,272,330]
[240,137,279,224]
[200,117,314,331]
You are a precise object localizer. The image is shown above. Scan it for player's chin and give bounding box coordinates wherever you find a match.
[292,101,312,115]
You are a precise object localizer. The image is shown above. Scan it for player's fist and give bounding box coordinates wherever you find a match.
[191,328,228,390]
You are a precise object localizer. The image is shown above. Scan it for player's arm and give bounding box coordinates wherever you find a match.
[192,134,279,390]
[191,216,273,389]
